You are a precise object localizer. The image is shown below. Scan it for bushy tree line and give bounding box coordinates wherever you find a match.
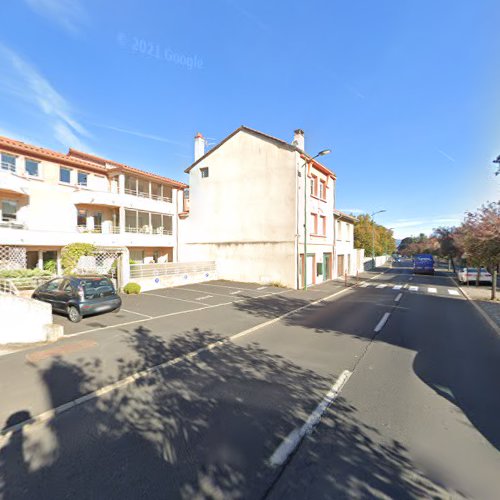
[353,214,396,257]
[397,201,500,299]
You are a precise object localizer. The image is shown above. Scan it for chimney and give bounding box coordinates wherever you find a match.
[194,132,205,161]
[293,129,305,151]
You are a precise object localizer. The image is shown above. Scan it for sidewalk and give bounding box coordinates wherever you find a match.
[459,283,500,330]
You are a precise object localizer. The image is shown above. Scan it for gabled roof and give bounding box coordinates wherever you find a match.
[68,148,188,188]
[0,136,107,174]
[184,126,336,178]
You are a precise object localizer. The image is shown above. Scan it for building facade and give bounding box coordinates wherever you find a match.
[180,127,349,289]
[0,136,187,272]
[333,210,360,278]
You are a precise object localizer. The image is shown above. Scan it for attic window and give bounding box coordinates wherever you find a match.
[200,167,209,178]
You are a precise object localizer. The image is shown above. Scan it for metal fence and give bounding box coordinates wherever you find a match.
[130,261,216,279]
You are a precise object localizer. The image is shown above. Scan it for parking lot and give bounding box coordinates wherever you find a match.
[52,279,340,336]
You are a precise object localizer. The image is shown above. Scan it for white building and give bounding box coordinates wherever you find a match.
[0,135,187,272]
[333,210,362,278]
[181,126,360,288]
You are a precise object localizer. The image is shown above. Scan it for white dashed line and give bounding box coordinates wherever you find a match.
[359,282,369,287]
[376,284,387,289]
[409,286,418,292]
[143,292,210,306]
[196,295,212,300]
[257,286,267,290]
[374,312,391,332]
[269,370,352,466]
[392,285,402,290]
[394,293,402,302]
[229,290,241,295]
[448,289,459,296]
[409,277,413,281]
[427,287,437,294]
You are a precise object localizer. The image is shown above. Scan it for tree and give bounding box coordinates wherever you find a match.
[61,243,96,274]
[432,227,461,271]
[456,202,500,299]
[354,214,396,257]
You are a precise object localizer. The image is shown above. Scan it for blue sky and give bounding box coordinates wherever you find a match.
[1,0,499,239]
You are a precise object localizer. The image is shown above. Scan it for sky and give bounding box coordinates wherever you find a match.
[1,0,499,239]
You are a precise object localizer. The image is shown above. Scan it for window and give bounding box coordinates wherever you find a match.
[130,250,144,263]
[93,211,102,227]
[125,175,137,195]
[125,209,137,231]
[138,211,150,232]
[337,220,342,239]
[138,178,149,197]
[319,180,326,200]
[310,175,318,196]
[311,213,318,234]
[25,159,39,177]
[77,209,87,227]
[316,262,323,276]
[1,153,16,173]
[200,167,209,178]
[60,167,71,183]
[320,215,326,236]
[151,182,162,200]
[77,171,88,186]
[44,278,63,292]
[1,200,18,222]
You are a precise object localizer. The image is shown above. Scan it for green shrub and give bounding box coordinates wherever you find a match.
[61,243,96,274]
[0,268,53,279]
[123,282,141,294]
[43,259,57,274]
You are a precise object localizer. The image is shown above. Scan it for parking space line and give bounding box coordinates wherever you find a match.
[120,308,153,319]
[448,289,460,296]
[193,282,261,291]
[143,292,211,306]
[257,286,267,290]
[359,282,369,288]
[427,287,437,294]
[196,295,212,300]
[176,287,237,298]
[392,285,402,290]
[394,293,402,302]
[409,286,418,292]
[229,290,241,295]
[376,284,387,289]
[374,312,391,332]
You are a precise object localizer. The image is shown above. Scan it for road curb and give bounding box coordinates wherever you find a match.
[454,278,500,337]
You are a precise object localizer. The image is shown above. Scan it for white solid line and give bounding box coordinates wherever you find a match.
[409,286,418,292]
[394,293,402,302]
[374,312,391,332]
[448,289,460,296]
[359,282,369,287]
[427,287,437,294]
[144,292,210,306]
[257,286,267,290]
[269,370,352,466]
[392,285,402,290]
[179,287,236,298]
[229,290,241,295]
[194,282,261,291]
[376,284,387,289]
[196,295,212,300]
[1,286,355,441]
[120,308,152,319]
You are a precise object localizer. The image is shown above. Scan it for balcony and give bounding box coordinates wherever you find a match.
[124,188,172,203]
[77,224,120,234]
[125,226,173,236]
[72,188,122,208]
[0,168,30,195]
[0,220,25,230]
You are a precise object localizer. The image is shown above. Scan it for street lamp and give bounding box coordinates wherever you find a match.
[303,149,331,290]
[371,209,386,267]
[494,155,500,176]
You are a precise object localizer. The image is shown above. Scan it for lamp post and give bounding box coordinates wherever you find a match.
[303,149,331,290]
[494,155,500,176]
[371,209,386,267]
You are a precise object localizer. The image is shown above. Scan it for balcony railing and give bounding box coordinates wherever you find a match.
[77,225,120,234]
[0,220,25,229]
[124,188,172,203]
[125,226,173,235]
[1,161,16,173]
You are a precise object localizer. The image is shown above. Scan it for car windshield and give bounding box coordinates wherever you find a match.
[78,278,114,298]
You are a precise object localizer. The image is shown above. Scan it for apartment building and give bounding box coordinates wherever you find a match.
[333,210,359,277]
[180,127,339,289]
[0,136,187,271]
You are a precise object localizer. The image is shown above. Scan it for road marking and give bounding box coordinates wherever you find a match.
[0,286,354,442]
[359,282,369,287]
[120,308,152,319]
[448,289,459,296]
[269,370,352,467]
[143,292,210,306]
[196,295,212,300]
[392,285,402,290]
[257,286,267,290]
[409,286,418,292]
[229,290,241,295]
[427,287,437,294]
[374,312,391,332]
[409,277,413,281]
[376,284,387,289]
[394,293,402,302]
[194,282,262,291]
[178,287,238,298]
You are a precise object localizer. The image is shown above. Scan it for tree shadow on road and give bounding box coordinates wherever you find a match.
[0,325,453,499]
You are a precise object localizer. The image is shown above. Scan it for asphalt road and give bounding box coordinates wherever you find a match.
[0,264,499,499]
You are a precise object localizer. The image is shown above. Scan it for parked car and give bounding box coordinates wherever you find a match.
[32,275,121,322]
[457,267,492,285]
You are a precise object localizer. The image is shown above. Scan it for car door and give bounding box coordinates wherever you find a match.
[36,278,64,310]
[53,279,74,312]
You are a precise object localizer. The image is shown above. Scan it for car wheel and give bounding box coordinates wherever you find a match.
[68,305,82,323]
[113,306,121,314]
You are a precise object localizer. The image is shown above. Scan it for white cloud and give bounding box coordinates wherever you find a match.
[24,0,87,34]
[92,123,185,146]
[0,44,90,150]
